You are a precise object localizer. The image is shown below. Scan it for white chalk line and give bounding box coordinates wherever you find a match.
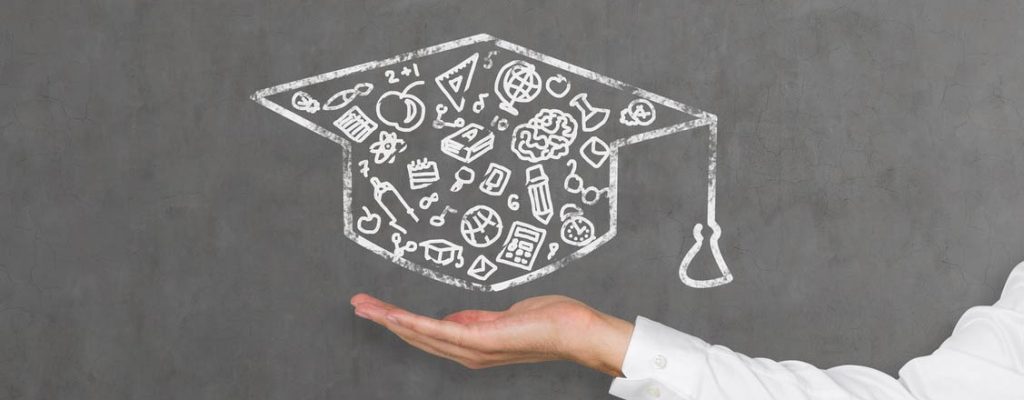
[252,34,495,100]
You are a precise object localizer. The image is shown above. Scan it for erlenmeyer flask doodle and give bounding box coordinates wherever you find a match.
[494,60,542,116]
[678,221,733,288]
[569,93,610,132]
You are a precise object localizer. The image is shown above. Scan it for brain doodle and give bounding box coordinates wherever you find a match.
[252,34,732,291]
[510,109,578,163]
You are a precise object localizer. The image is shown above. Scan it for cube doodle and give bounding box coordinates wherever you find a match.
[252,34,732,291]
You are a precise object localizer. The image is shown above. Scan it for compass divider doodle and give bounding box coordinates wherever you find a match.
[252,33,731,292]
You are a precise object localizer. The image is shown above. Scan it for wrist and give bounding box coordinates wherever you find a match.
[568,311,634,376]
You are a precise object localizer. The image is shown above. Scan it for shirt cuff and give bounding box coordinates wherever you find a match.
[608,316,711,400]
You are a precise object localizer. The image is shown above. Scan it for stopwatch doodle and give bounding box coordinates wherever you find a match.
[252,34,733,291]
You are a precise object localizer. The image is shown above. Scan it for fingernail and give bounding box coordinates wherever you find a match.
[355,308,371,319]
[386,313,400,325]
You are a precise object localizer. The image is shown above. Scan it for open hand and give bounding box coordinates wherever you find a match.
[350,293,634,376]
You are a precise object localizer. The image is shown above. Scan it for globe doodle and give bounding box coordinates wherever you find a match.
[495,60,542,116]
[460,205,504,248]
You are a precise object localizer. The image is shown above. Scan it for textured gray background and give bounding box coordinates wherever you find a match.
[3,1,1024,399]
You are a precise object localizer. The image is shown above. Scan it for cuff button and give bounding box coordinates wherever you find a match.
[653,354,668,369]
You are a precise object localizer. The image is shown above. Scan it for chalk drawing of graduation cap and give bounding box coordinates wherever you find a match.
[252,34,732,291]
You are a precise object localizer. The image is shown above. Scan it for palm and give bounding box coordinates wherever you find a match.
[351,293,630,375]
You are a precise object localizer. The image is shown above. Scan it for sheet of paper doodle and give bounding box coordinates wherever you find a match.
[253,34,732,291]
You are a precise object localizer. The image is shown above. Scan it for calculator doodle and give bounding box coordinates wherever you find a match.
[253,34,733,291]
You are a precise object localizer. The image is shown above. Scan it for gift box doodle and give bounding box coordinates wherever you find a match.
[252,34,732,291]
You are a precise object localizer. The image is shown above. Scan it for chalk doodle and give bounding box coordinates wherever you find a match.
[620,98,656,127]
[333,106,377,143]
[323,83,373,111]
[376,81,426,132]
[525,165,554,225]
[460,205,504,248]
[545,74,571,98]
[435,53,479,112]
[547,243,560,260]
[559,204,595,247]
[432,103,466,129]
[507,194,520,211]
[564,159,609,206]
[291,91,321,114]
[407,158,440,190]
[482,50,498,69]
[441,123,494,163]
[429,205,457,227]
[368,130,407,164]
[569,93,610,133]
[479,163,511,196]
[510,109,578,163]
[421,239,464,268]
[472,93,488,114]
[467,255,498,281]
[449,166,475,193]
[579,136,610,169]
[418,192,439,210]
[496,221,546,271]
[494,60,542,116]
[358,160,370,178]
[489,115,509,132]
[371,177,418,234]
[391,233,418,258]
[253,34,732,291]
[357,206,382,235]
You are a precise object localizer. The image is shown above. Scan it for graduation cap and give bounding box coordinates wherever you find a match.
[252,34,732,292]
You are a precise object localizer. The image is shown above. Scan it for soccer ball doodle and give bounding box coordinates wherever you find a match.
[252,34,733,291]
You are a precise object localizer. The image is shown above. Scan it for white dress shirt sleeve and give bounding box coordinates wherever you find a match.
[609,261,1024,400]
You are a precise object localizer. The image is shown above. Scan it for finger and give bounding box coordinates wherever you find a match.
[443,309,502,325]
[352,302,483,353]
[350,293,394,309]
